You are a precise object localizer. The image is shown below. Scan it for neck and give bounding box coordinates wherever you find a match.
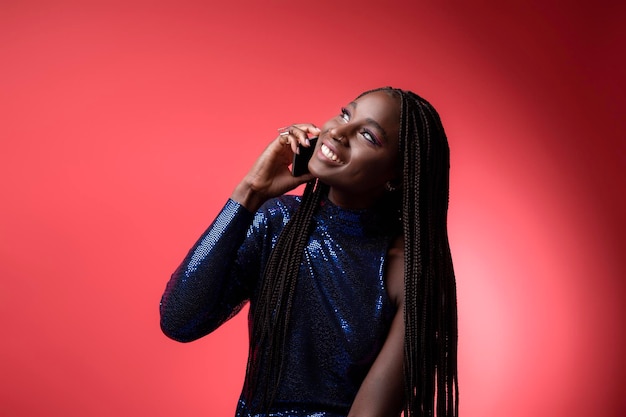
[327,187,386,210]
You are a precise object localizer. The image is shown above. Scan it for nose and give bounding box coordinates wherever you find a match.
[329,126,347,144]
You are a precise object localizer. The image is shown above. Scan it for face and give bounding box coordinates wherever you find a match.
[308,90,401,208]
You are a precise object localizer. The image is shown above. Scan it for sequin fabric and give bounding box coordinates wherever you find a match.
[160,195,398,417]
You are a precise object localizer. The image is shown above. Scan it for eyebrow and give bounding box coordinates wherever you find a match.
[348,101,389,143]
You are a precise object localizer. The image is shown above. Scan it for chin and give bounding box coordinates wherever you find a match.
[307,160,323,178]
[309,155,345,175]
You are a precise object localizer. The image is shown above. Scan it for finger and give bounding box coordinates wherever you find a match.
[279,131,298,154]
[287,125,308,146]
[285,133,298,154]
[278,130,290,145]
[277,126,302,153]
[292,124,321,147]
[279,124,321,148]
[276,129,296,152]
[292,123,321,135]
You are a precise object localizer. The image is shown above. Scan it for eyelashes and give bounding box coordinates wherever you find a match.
[340,107,350,122]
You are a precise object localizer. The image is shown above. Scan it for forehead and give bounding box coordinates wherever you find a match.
[352,91,401,131]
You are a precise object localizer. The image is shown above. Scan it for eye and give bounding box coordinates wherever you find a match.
[340,107,350,122]
[360,129,380,146]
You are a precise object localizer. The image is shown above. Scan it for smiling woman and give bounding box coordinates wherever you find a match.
[308,91,401,209]
[159,87,458,417]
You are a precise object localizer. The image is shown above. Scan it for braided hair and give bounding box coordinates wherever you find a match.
[247,87,458,416]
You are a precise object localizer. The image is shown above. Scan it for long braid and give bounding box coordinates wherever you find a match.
[398,90,458,417]
[246,179,328,412]
[354,87,457,415]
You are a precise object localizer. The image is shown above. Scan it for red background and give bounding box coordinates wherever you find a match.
[1,1,624,416]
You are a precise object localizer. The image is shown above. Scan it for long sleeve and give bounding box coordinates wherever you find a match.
[160,199,258,342]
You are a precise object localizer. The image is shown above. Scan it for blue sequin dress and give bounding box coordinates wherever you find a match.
[160,195,399,417]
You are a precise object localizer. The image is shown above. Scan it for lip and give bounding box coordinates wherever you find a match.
[318,139,345,165]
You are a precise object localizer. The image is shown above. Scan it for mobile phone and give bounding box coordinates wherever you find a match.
[292,137,318,177]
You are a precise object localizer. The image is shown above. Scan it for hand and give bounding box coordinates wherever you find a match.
[231,123,321,212]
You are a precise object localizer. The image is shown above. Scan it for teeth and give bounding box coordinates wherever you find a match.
[321,144,343,163]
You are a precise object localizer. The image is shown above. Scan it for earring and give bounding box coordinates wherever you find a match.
[385,181,398,192]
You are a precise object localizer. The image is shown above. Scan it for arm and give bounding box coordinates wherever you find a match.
[160,124,321,342]
[159,199,256,342]
[348,236,405,417]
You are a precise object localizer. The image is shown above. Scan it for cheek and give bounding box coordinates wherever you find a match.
[374,147,400,176]
[386,143,401,175]
[320,120,338,133]
[354,152,398,181]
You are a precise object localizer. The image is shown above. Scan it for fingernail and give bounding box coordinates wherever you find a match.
[305,138,310,146]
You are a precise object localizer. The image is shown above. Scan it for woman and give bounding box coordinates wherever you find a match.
[160,87,458,417]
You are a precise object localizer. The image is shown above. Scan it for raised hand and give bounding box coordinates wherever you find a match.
[231,123,321,212]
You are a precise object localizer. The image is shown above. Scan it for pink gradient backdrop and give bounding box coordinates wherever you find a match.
[1,1,624,416]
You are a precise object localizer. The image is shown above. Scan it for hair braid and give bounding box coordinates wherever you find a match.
[398,90,458,417]
[246,179,328,411]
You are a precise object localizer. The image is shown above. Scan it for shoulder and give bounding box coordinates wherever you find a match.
[257,195,301,218]
[250,195,302,232]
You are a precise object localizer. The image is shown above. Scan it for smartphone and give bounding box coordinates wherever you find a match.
[292,137,318,177]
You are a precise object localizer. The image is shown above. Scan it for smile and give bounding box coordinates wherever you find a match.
[321,144,344,164]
